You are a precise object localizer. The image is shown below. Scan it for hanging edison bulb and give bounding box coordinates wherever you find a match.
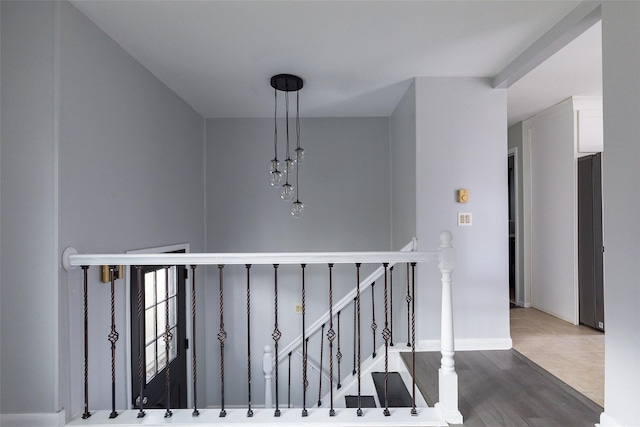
[280,183,295,201]
[269,169,283,187]
[291,200,304,218]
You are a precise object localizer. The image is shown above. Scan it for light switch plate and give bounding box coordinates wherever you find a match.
[457,212,472,226]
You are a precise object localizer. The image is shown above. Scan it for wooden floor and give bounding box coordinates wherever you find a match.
[402,349,603,427]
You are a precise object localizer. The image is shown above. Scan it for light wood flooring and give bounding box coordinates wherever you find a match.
[510,307,604,406]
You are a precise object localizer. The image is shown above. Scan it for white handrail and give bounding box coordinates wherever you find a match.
[276,238,418,363]
[62,242,434,270]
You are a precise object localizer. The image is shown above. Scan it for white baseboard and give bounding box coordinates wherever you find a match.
[418,338,513,352]
[1,410,65,427]
[597,412,624,427]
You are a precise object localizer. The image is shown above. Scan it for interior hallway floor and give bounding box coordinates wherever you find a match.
[510,307,605,406]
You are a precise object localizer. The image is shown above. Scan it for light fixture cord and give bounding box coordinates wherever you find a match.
[296,91,301,151]
[295,90,300,203]
[285,91,291,184]
[273,87,278,161]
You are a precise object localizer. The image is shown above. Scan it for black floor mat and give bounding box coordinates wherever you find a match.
[371,372,413,407]
[345,395,377,408]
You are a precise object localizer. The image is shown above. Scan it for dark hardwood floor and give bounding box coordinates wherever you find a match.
[401,350,603,427]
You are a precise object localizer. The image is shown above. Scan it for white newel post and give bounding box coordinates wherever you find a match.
[436,231,463,424]
[263,345,273,409]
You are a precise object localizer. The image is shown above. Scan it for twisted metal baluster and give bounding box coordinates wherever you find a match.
[135,266,145,418]
[108,266,119,419]
[287,351,292,409]
[406,263,411,347]
[356,263,363,417]
[164,267,173,419]
[390,265,394,347]
[81,266,91,419]
[410,262,417,416]
[272,264,282,417]
[301,264,308,417]
[371,281,377,358]
[190,265,199,416]
[336,310,342,389]
[318,323,325,407]
[246,264,253,417]
[327,264,336,416]
[382,263,391,416]
[352,297,357,376]
[218,265,227,417]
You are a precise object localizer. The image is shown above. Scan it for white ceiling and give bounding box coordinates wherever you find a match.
[70,1,602,125]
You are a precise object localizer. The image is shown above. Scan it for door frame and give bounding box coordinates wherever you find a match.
[508,147,522,307]
[124,242,194,410]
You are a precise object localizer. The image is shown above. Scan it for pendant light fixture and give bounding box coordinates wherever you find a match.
[269,74,305,217]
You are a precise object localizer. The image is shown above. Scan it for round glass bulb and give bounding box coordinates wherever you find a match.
[295,147,305,164]
[269,169,283,187]
[268,158,280,173]
[284,157,295,174]
[280,183,295,201]
[291,200,305,218]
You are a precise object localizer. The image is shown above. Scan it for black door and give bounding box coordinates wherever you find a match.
[131,262,188,408]
[578,153,605,331]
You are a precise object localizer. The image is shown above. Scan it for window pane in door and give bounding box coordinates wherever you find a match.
[145,343,155,382]
[157,302,166,337]
[145,308,155,345]
[157,270,166,303]
[169,326,178,361]
[168,296,177,328]
[168,267,177,297]
[144,272,155,308]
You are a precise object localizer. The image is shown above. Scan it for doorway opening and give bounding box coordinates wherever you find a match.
[508,148,519,306]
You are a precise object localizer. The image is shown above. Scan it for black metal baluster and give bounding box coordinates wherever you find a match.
[318,323,325,407]
[246,264,253,417]
[390,265,394,347]
[406,263,411,347]
[336,310,342,389]
[135,266,145,418]
[410,262,417,416]
[218,265,227,417]
[352,297,357,376]
[272,264,282,417]
[382,263,391,416]
[82,266,91,419]
[301,264,308,417]
[288,351,292,409]
[108,266,119,419]
[190,265,199,416]
[371,281,377,358]
[327,264,336,416]
[164,267,172,419]
[356,263,363,417]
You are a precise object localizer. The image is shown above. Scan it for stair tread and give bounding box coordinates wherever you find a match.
[371,371,413,407]
[345,395,377,408]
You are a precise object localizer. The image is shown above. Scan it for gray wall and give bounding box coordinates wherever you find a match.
[390,80,417,251]
[59,2,205,417]
[601,2,640,425]
[1,1,59,415]
[414,78,510,347]
[507,122,526,307]
[1,1,205,420]
[204,117,391,406]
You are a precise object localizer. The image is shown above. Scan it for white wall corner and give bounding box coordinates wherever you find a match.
[596,412,624,427]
